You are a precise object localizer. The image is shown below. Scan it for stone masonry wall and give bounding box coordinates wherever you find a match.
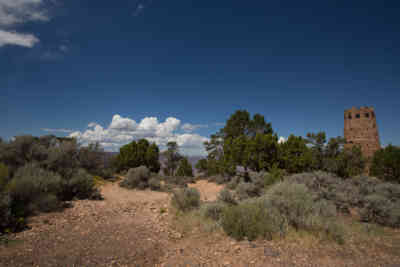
[344,106,381,159]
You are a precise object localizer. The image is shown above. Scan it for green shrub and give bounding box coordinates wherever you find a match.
[217,188,237,205]
[287,172,360,212]
[149,177,161,191]
[361,195,400,227]
[202,201,225,221]
[171,187,200,212]
[64,169,98,200]
[266,164,286,186]
[264,181,344,242]
[264,181,316,230]
[370,145,400,183]
[236,182,260,200]
[220,200,286,241]
[120,166,150,189]
[114,140,160,173]
[8,164,62,216]
[208,175,230,185]
[221,181,345,243]
[0,163,9,191]
[176,157,194,177]
[226,176,242,190]
[0,192,13,233]
[45,140,81,179]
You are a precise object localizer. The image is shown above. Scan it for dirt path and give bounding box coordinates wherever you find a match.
[0,182,174,267]
[1,180,400,267]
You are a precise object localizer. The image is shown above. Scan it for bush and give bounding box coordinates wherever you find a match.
[171,187,201,212]
[284,172,400,228]
[218,188,237,205]
[221,200,286,241]
[264,181,317,230]
[45,140,81,179]
[361,195,400,228]
[371,145,400,183]
[114,140,160,173]
[236,182,261,200]
[149,177,161,191]
[0,192,13,232]
[0,163,9,191]
[221,181,345,243]
[208,175,230,185]
[176,157,194,177]
[120,166,151,189]
[287,172,360,212]
[8,164,62,216]
[62,169,98,200]
[226,176,242,190]
[202,201,225,221]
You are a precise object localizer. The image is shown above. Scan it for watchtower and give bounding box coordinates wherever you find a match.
[344,106,381,159]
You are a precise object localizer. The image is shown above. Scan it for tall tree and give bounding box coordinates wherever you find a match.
[115,139,160,173]
[176,157,194,177]
[222,110,251,139]
[278,135,313,173]
[246,133,279,172]
[306,132,327,170]
[370,145,400,183]
[164,141,182,176]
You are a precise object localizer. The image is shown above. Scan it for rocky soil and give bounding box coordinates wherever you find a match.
[1,179,399,267]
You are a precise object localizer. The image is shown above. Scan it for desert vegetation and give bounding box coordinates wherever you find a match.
[1,109,400,266]
[0,135,109,234]
[184,110,400,244]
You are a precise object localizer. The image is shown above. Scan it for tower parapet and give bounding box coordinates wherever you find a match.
[344,106,380,159]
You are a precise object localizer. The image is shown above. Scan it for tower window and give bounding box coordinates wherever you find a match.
[348,114,352,119]
[356,114,360,118]
[365,113,370,118]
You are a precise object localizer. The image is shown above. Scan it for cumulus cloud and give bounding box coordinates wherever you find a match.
[41,128,74,133]
[278,136,286,144]
[181,123,208,133]
[0,0,50,47]
[69,114,209,156]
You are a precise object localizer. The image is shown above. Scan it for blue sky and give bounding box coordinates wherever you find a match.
[1,0,399,155]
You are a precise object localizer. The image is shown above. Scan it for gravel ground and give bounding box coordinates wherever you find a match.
[1,180,399,267]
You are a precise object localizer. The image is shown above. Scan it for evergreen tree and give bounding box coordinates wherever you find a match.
[115,139,160,173]
[371,145,400,183]
[164,141,182,176]
[278,135,313,173]
[176,157,194,177]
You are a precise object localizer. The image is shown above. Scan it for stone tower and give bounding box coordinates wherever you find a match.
[344,106,381,159]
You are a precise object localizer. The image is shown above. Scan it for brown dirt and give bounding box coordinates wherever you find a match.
[1,179,400,267]
[188,180,224,202]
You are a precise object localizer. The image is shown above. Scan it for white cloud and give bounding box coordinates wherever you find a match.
[88,122,98,128]
[0,0,50,48]
[181,123,208,133]
[109,114,137,131]
[69,114,209,156]
[41,128,74,133]
[278,136,286,144]
[0,0,49,26]
[0,30,39,47]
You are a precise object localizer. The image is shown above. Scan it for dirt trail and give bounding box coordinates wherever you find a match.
[1,180,399,267]
[0,182,172,267]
